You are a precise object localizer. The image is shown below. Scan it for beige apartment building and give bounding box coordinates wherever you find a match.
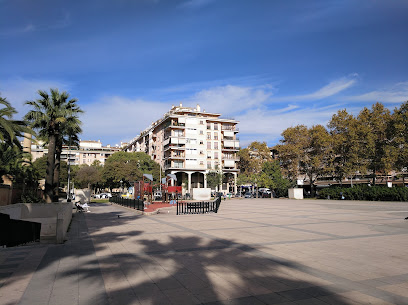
[31,140,121,166]
[124,104,240,194]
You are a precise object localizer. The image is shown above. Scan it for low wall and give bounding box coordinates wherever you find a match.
[288,188,304,199]
[192,188,211,200]
[0,202,73,244]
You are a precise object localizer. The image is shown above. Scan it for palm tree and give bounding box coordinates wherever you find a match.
[53,114,82,199]
[25,89,83,203]
[0,96,31,147]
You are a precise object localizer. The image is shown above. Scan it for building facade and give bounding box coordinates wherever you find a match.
[31,140,121,166]
[124,104,240,194]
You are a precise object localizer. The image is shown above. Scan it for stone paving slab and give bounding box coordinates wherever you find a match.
[1,198,408,304]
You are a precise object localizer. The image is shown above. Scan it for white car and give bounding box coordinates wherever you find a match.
[94,193,112,199]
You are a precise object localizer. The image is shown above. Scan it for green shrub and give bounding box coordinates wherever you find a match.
[318,185,408,201]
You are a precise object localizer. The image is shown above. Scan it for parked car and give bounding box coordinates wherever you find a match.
[244,192,253,198]
[94,193,112,199]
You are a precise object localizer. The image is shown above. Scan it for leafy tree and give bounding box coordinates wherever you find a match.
[386,101,408,183]
[237,141,272,196]
[357,103,391,184]
[328,109,363,183]
[25,89,82,202]
[102,151,160,190]
[74,165,101,190]
[275,125,309,181]
[238,141,271,175]
[261,161,292,197]
[276,125,333,195]
[206,170,222,189]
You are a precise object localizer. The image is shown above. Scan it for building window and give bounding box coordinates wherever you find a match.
[214,152,219,159]
[200,120,204,125]
[214,123,218,130]
[207,123,211,130]
[200,130,203,135]
[207,142,211,149]
[207,161,211,169]
[214,142,218,149]
[200,161,204,165]
[207,133,211,140]
[200,140,204,145]
[214,133,218,140]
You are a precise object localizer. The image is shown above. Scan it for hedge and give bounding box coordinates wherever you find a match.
[318,185,408,201]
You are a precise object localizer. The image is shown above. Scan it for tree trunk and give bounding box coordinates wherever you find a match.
[45,133,57,203]
[53,136,62,202]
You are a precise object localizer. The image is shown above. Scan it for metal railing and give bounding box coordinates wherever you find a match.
[177,196,221,215]
[109,196,144,211]
[0,213,41,247]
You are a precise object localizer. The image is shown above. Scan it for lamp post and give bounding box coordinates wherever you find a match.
[67,138,72,202]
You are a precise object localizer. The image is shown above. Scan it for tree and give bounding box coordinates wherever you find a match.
[328,109,363,183]
[25,89,82,203]
[237,141,272,196]
[276,125,332,195]
[206,171,222,190]
[261,161,292,197]
[303,125,333,195]
[74,165,101,190]
[357,103,391,184]
[386,101,408,183]
[0,96,31,148]
[102,151,160,190]
[53,112,82,198]
[275,125,309,181]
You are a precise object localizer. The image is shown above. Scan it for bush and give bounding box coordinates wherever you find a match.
[318,185,408,201]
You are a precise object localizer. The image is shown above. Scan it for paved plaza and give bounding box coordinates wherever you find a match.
[1,198,408,305]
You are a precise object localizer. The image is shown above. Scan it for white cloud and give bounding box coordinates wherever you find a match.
[184,85,272,115]
[273,75,357,102]
[81,96,170,146]
[0,77,70,118]
[179,0,216,9]
[344,81,408,103]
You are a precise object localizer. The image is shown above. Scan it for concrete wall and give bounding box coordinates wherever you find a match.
[0,202,73,244]
[192,188,211,200]
[0,184,11,206]
[288,188,304,200]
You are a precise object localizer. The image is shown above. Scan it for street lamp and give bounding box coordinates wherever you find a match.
[67,138,72,202]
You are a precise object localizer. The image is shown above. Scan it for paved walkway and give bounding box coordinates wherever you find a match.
[1,199,408,305]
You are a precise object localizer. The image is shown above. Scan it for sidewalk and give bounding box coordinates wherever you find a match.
[1,199,408,304]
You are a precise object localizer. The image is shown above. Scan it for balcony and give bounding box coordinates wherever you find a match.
[222,155,240,161]
[165,153,185,160]
[222,140,240,150]
[221,126,239,132]
[164,144,186,152]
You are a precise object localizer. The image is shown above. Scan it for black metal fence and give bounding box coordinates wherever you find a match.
[177,196,222,215]
[109,196,144,211]
[0,213,41,247]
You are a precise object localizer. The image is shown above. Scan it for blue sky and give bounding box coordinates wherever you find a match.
[1,0,408,147]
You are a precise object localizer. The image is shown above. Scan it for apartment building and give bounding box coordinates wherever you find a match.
[124,104,240,194]
[31,140,121,166]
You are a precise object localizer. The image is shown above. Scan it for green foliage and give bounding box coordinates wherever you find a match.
[25,88,83,202]
[74,164,101,189]
[0,95,32,148]
[21,189,44,203]
[261,161,292,197]
[318,185,408,201]
[206,171,222,189]
[102,151,160,189]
